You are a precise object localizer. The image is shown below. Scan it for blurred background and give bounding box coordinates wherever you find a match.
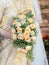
[39,0,49,64]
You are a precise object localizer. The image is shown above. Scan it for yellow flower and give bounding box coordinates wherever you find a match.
[18,14,26,19]
[17,27,22,33]
[18,34,24,40]
[11,34,16,40]
[25,27,31,33]
[11,28,16,34]
[25,36,31,42]
[28,18,33,23]
[26,46,32,51]
[23,31,29,38]
[30,24,35,29]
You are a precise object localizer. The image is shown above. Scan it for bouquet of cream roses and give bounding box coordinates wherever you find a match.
[11,10,37,61]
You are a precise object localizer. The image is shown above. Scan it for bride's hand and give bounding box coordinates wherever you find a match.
[0,28,11,39]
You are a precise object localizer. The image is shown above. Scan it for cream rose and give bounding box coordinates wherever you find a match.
[17,22,21,27]
[17,27,22,33]
[25,36,31,42]
[25,27,31,33]
[23,31,29,38]
[18,34,24,40]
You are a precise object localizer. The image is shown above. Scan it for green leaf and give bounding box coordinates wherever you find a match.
[11,25,17,29]
[27,48,34,61]
[25,11,34,18]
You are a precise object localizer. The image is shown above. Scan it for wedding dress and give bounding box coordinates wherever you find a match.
[0,0,48,65]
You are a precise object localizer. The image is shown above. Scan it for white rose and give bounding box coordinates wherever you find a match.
[28,18,33,23]
[11,28,16,33]
[31,31,35,36]
[30,24,35,29]
[26,46,32,51]
[11,34,17,40]
[32,36,36,42]
[16,22,21,27]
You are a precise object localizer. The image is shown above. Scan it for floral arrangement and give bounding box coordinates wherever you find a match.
[11,10,37,60]
[43,35,49,45]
